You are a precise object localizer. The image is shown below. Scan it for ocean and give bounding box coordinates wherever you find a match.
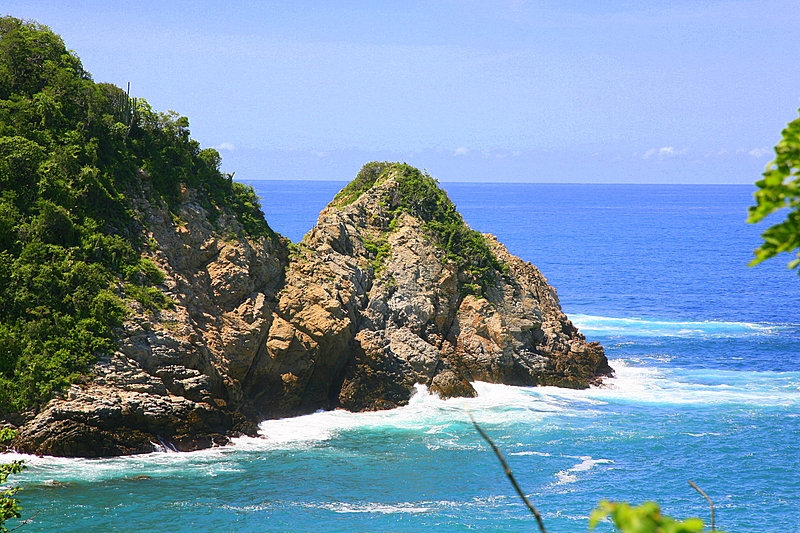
[5,182,799,532]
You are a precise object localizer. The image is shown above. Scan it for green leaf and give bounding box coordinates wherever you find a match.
[748,110,800,272]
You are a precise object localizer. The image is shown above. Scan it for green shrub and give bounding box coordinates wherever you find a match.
[344,162,507,295]
[0,428,14,445]
[333,161,392,206]
[362,235,391,274]
[590,501,709,533]
[124,284,173,312]
[0,461,24,533]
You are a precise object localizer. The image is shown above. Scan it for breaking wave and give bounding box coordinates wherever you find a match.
[570,314,780,338]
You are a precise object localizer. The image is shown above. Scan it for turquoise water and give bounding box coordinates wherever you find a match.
[5,182,799,532]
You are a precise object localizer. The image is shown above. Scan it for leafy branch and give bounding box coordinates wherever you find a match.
[0,461,25,533]
[748,110,800,270]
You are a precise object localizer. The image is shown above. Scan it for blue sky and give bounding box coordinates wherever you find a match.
[4,1,800,182]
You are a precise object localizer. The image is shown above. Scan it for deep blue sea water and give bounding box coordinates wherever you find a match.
[5,182,800,532]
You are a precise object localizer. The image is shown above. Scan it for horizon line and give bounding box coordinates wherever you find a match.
[236,178,758,186]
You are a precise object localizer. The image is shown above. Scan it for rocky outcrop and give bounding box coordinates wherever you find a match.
[14,184,288,456]
[13,163,611,457]
[279,165,612,412]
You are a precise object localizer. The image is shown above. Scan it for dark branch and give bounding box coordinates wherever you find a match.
[688,480,715,532]
[469,413,547,533]
[8,509,40,532]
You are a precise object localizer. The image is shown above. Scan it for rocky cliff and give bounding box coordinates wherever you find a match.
[13,163,611,457]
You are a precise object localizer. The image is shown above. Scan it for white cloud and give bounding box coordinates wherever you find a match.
[642,147,686,160]
[659,147,676,156]
[454,147,469,156]
[216,142,235,151]
[748,146,771,158]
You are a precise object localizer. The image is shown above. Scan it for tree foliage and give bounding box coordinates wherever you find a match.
[390,163,508,295]
[747,110,800,270]
[0,16,272,415]
[0,460,24,533]
[590,501,710,533]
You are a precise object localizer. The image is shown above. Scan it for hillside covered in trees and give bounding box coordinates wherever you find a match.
[0,16,271,417]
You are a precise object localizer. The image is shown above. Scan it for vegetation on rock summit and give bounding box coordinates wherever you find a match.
[335,161,507,295]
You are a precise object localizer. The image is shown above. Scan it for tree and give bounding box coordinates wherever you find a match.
[747,110,800,270]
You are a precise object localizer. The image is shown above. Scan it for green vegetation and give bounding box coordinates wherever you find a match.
[0,428,15,456]
[0,428,20,530]
[748,109,800,270]
[0,17,272,415]
[0,459,24,533]
[393,166,481,259]
[0,428,15,445]
[389,164,509,294]
[362,235,391,274]
[590,501,708,533]
[333,161,388,206]
[342,162,507,294]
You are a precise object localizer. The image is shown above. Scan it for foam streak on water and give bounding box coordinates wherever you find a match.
[570,314,780,338]
[535,360,800,407]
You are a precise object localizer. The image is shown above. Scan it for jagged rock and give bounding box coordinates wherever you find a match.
[292,164,612,410]
[430,370,478,399]
[13,163,611,457]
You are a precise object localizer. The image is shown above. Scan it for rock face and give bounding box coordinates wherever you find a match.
[13,163,611,457]
[288,165,612,412]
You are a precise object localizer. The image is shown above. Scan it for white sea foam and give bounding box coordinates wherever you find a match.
[256,382,565,447]
[7,361,798,486]
[554,455,613,485]
[301,497,515,515]
[510,451,551,457]
[314,501,434,514]
[570,314,779,338]
[1,438,269,485]
[2,383,557,483]
[532,359,800,407]
[568,456,614,472]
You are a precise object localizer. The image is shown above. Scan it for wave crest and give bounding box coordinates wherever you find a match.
[570,314,779,338]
